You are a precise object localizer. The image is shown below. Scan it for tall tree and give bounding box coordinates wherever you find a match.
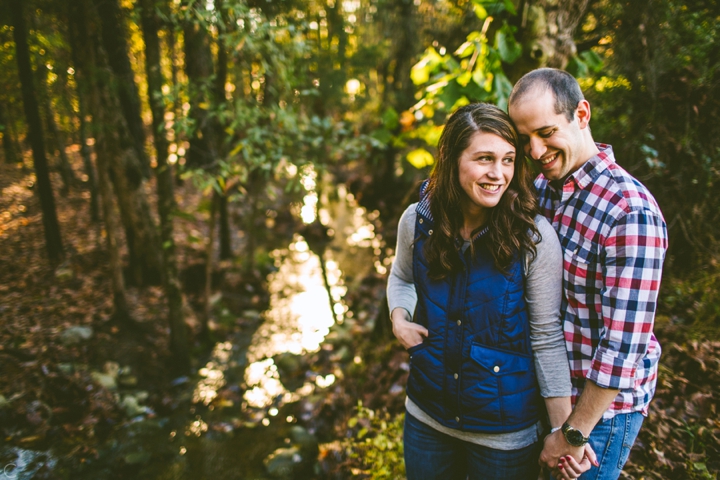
[11,0,64,264]
[139,0,190,369]
[182,0,220,168]
[0,101,19,163]
[38,63,77,195]
[214,0,232,260]
[93,0,151,178]
[66,0,131,321]
[69,0,164,286]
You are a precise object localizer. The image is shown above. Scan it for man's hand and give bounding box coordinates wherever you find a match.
[390,308,428,350]
[539,430,584,472]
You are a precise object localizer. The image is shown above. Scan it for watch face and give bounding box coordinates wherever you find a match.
[566,429,585,445]
[562,423,588,446]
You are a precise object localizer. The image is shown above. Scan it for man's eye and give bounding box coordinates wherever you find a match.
[540,129,556,138]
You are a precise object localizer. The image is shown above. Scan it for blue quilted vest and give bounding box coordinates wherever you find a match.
[407,186,542,433]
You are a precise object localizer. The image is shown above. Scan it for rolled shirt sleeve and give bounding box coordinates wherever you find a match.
[587,209,668,390]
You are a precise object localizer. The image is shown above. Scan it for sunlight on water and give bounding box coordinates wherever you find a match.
[192,342,234,406]
[300,166,318,224]
[242,233,339,409]
[240,176,382,412]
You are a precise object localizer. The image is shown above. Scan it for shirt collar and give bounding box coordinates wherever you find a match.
[416,180,489,242]
[546,143,615,195]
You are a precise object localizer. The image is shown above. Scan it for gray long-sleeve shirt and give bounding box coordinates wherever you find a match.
[387,204,571,449]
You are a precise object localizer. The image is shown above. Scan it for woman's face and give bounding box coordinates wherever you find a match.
[457,131,515,214]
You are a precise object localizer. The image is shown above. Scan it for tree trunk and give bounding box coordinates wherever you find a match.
[93,0,151,178]
[203,194,217,340]
[509,0,592,79]
[0,103,19,164]
[183,0,219,168]
[93,102,133,323]
[69,0,164,286]
[66,1,101,224]
[77,88,100,223]
[214,0,232,260]
[140,0,190,370]
[39,64,77,196]
[11,0,64,265]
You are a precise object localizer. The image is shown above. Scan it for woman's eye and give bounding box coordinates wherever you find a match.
[503,157,515,164]
[477,156,491,162]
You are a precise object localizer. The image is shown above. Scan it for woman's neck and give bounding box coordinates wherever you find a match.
[460,203,488,240]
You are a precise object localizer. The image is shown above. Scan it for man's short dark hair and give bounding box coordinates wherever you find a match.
[509,68,585,122]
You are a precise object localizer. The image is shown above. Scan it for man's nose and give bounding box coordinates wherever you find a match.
[528,137,547,160]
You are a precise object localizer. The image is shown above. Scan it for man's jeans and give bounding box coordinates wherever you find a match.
[579,412,644,480]
[403,412,540,480]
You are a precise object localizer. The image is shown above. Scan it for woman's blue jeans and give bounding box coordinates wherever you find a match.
[403,412,541,480]
[578,412,644,480]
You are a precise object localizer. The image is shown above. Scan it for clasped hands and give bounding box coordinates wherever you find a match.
[539,430,599,480]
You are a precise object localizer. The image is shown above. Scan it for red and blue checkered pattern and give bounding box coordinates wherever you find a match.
[535,144,668,419]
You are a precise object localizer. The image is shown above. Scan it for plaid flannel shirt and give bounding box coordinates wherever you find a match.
[535,144,668,419]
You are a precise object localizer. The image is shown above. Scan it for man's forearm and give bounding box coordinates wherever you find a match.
[566,381,619,435]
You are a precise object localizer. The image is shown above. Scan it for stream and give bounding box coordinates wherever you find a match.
[0,175,389,480]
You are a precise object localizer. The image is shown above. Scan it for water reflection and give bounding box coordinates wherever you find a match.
[192,342,233,406]
[241,177,378,414]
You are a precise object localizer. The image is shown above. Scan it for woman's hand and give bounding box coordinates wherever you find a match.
[552,443,598,479]
[390,308,428,350]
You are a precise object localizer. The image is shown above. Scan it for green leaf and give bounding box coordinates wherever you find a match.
[406,148,435,169]
[493,73,514,111]
[567,55,590,78]
[382,107,400,130]
[410,47,443,85]
[496,23,522,64]
[580,50,604,72]
[371,128,393,144]
[457,71,472,87]
[472,3,488,20]
[438,80,463,111]
[503,0,517,15]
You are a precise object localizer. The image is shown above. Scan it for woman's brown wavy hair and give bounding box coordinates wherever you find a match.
[423,103,540,279]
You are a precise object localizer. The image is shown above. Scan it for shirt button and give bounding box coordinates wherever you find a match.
[493,366,500,373]
[454,373,458,380]
[456,320,462,326]
[455,416,460,422]
[428,229,433,235]
[419,218,424,224]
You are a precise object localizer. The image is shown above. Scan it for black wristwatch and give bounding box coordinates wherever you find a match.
[561,422,589,447]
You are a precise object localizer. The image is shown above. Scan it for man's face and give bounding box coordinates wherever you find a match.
[509,88,587,182]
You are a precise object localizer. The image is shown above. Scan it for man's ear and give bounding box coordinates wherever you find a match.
[575,100,591,129]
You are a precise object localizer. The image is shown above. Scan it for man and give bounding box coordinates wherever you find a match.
[508,68,668,479]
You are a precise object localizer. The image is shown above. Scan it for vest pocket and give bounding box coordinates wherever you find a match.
[463,344,539,426]
[407,345,443,410]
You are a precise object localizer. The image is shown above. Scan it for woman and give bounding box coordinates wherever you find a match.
[387,103,592,479]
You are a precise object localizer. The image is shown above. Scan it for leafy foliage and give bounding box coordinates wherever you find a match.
[342,402,406,479]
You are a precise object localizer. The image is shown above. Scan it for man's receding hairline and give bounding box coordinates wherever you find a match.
[509,82,554,111]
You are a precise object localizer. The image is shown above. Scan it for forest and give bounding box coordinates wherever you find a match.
[0,0,719,478]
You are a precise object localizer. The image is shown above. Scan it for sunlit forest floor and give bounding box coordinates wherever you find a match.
[1,153,719,479]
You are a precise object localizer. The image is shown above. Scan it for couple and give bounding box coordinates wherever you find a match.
[387,68,668,480]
